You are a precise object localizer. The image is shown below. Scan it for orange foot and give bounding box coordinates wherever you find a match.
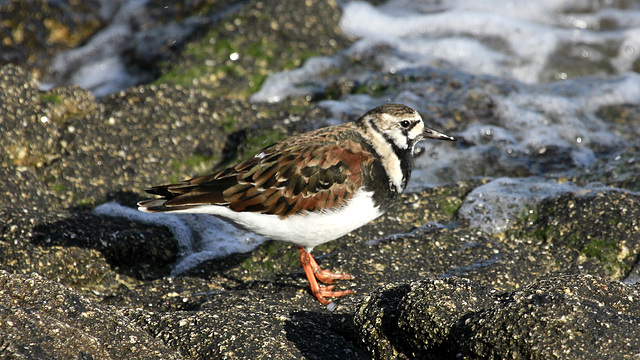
[298,246,354,305]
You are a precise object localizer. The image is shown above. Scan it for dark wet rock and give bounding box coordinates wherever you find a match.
[158,0,349,100]
[0,0,104,78]
[0,270,182,359]
[578,142,640,192]
[125,293,367,359]
[460,187,640,290]
[355,275,640,360]
[0,64,280,211]
[354,277,497,359]
[521,188,640,280]
[457,276,640,360]
[319,68,513,133]
[0,0,245,93]
[596,103,640,143]
[0,208,179,300]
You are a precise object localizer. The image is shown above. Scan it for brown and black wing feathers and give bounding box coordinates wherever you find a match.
[139,125,377,218]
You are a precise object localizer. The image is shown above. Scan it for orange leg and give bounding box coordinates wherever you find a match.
[307,250,355,284]
[298,247,354,305]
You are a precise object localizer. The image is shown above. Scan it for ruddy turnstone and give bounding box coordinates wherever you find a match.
[138,104,456,305]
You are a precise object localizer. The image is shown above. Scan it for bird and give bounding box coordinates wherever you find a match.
[138,103,456,305]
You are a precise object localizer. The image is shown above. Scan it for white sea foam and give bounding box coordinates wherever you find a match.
[407,73,640,190]
[40,0,215,97]
[340,0,640,82]
[41,0,150,97]
[93,202,265,275]
[250,56,339,103]
[458,177,577,234]
[340,3,555,83]
[251,0,640,104]
[459,178,640,234]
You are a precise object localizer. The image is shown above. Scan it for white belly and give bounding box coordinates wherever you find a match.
[167,189,384,252]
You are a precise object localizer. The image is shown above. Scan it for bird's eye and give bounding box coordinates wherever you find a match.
[400,120,411,128]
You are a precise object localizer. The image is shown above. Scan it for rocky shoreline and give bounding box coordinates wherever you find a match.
[2,0,640,359]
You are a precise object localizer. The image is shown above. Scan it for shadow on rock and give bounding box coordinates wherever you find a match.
[31,207,177,281]
[28,192,248,282]
[284,310,367,360]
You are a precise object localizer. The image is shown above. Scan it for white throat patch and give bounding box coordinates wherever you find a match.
[361,117,405,192]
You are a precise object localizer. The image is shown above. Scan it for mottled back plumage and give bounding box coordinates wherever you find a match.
[139,123,381,217]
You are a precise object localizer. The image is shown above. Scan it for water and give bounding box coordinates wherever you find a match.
[41,0,152,97]
[90,0,640,271]
[409,74,640,191]
[39,0,242,97]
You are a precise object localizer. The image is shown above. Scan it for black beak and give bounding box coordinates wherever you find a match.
[423,127,456,141]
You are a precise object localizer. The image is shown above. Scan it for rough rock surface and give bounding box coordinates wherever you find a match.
[1,0,640,359]
[355,276,640,359]
[0,270,181,359]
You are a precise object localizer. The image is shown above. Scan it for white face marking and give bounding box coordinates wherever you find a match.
[408,120,425,150]
[377,112,426,149]
[381,113,410,149]
[363,125,404,192]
